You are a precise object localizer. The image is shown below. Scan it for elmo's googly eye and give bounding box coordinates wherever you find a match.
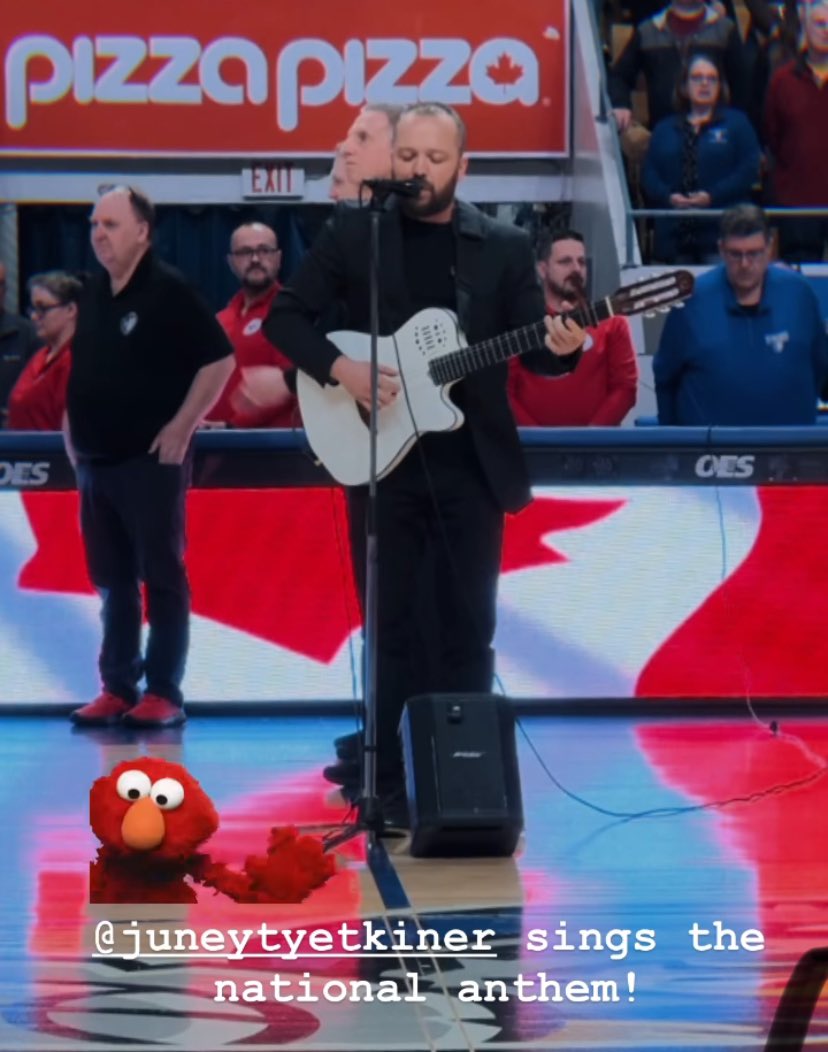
[151,778,185,810]
[116,769,152,802]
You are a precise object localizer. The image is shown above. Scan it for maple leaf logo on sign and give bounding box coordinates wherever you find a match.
[487,52,525,87]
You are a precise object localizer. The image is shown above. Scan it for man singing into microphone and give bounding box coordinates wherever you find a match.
[249,103,584,824]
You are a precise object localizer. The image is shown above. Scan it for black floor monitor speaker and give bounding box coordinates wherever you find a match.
[399,693,524,858]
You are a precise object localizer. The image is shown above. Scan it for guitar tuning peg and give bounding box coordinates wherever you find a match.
[657,306,671,313]
[644,311,656,318]
[674,301,686,309]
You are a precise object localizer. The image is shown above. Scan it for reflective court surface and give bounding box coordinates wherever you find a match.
[1,711,827,1051]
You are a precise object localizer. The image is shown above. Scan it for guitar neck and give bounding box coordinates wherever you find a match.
[429,298,614,384]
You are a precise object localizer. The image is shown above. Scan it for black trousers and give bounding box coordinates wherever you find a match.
[347,433,503,781]
[76,452,191,706]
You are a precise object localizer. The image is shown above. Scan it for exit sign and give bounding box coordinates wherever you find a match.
[241,164,306,199]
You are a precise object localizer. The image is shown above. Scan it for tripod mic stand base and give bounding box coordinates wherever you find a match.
[321,791,410,854]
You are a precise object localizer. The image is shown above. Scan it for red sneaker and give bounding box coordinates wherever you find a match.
[70,692,133,725]
[123,694,186,728]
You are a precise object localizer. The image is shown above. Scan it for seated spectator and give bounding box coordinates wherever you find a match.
[765,2,828,262]
[0,261,39,427]
[508,229,638,426]
[205,222,297,428]
[610,0,747,131]
[642,52,760,263]
[7,271,81,430]
[654,204,828,425]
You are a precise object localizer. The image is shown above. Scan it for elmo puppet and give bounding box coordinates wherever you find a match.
[89,757,335,904]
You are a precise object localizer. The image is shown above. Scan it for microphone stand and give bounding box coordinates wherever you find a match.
[325,184,399,851]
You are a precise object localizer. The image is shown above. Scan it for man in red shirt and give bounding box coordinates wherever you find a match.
[206,222,297,428]
[508,229,638,426]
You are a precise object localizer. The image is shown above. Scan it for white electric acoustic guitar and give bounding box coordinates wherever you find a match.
[297,270,694,486]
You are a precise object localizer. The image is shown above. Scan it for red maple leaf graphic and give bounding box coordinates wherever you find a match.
[17,489,624,664]
[501,496,625,573]
[637,486,828,697]
[486,52,524,86]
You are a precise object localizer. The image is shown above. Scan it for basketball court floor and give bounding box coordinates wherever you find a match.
[1,709,827,1051]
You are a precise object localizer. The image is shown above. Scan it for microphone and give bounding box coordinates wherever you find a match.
[361,176,425,199]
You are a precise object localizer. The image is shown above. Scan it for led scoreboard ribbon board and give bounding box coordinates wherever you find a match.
[2,428,828,706]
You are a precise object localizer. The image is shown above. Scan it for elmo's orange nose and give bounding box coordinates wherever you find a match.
[121,795,166,850]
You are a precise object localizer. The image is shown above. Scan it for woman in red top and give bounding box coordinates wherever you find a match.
[6,271,82,430]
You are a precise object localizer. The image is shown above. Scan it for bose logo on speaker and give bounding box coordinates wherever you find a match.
[452,751,485,759]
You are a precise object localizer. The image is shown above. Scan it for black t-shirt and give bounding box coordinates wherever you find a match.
[398,212,477,469]
[68,251,232,461]
[400,212,456,315]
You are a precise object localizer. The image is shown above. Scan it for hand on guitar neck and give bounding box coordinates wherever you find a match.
[330,356,400,412]
[296,269,694,486]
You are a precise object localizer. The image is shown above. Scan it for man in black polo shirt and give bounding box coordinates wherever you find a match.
[65,187,233,728]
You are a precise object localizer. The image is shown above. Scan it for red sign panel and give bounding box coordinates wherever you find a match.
[0,1,569,158]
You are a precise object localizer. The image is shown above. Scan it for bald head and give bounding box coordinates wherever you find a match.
[227,222,281,300]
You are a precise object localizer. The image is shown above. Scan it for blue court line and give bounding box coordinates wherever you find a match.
[367,839,411,913]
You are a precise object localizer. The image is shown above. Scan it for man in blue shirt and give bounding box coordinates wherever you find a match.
[654,204,828,425]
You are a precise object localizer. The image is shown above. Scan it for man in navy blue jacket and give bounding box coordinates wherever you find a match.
[654,205,828,425]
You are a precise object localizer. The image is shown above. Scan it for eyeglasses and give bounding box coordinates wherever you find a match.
[722,248,766,263]
[28,302,65,318]
[689,73,719,83]
[229,246,279,260]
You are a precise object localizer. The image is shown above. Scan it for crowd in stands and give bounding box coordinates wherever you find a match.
[1,13,828,436]
[608,0,828,263]
[2,201,827,431]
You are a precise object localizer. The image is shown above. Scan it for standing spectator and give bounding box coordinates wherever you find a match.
[643,52,760,262]
[509,229,638,425]
[205,223,297,428]
[654,204,828,424]
[765,2,828,262]
[66,186,233,728]
[609,0,747,130]
[7,272,82,430]
[0,261,39,427]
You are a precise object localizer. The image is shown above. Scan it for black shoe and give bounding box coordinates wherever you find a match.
[323,759,360,787]
[379,786,410,830]
[335,731,362,761]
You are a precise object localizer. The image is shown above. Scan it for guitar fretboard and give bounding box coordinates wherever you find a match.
[428,298,615,385]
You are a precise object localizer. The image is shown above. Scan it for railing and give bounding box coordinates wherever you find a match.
[4,427,828,490]
[625,207,828,268]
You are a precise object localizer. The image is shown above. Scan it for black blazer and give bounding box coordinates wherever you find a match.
[264,199,580,513]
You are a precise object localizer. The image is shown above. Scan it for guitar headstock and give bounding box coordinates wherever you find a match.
[610,270,695,318]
